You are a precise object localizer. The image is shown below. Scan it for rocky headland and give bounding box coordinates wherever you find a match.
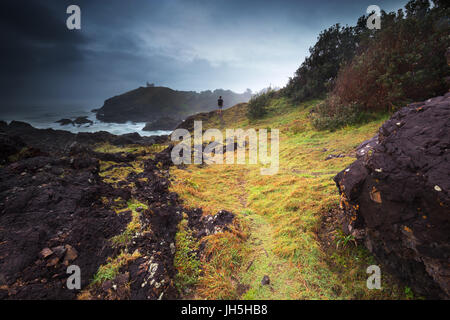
[94,86,252,127]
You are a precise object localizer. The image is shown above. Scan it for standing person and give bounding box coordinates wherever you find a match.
[217,96,223,115]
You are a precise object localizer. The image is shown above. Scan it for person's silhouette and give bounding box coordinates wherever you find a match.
[217,96,223,115]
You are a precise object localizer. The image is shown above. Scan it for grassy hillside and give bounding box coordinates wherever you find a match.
[169,98,411,299]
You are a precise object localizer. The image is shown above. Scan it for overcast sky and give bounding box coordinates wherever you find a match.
[0,0,408,112]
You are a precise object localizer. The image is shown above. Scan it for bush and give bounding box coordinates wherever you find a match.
[246,89,276,120]
[311,1,449,130]
[311,99,378,131]
[283,23,363,103]
[329,4,449,115]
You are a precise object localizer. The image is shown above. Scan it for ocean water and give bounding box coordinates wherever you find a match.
[0,108,172,137]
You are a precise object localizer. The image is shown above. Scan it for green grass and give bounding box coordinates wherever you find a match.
[170,97,407,299]
[92,250,141,285]
[94,142,166,154]
[174,214,201,293]
[110,199,148,247]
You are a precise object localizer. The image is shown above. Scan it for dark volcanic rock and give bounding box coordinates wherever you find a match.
[334,93,450,299]
[0,133,25,164]
[56,116,95,127]
[73,116,93,126]
[0,122,176,300]
[143,117,180,131]
[56,119,74,126]
[186,209,235,239]
[175,111,214,132]
[111,132,145,145]
[261,275,270,286]
[0,154,131,299]
[0,119,233,300]
[0,122,168,155]
[8,121,33,130]
[0,120,7,130]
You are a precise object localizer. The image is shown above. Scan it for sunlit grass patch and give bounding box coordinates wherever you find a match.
[94,142,166,155]
[111,199,148,247]
[170,164,249,215]
[94,143,140,154]
[92,250,141,285]
[196,221,249,300]
[99,160,144,185]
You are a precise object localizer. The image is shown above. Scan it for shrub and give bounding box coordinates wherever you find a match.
[312,1,449,130]
[329,4,449,115]
[283,23,363,103]
[246,89,276,120]
[311,101,361,131]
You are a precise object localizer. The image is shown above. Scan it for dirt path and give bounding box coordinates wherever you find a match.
[239,212,308,299]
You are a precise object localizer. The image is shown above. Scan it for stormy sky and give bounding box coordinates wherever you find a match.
[0,0,408,113]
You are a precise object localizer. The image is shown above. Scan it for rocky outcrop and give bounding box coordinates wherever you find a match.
[334,93,450,299]
[174,111,215,132]
[0,121,168,156]
[143,116,180,131]
[55,118,74,126]
[0,154,131,299]
[0,123,235,300]
[56,116,94,127]
[95,86,251,126]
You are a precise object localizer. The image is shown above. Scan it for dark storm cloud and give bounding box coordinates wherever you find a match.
[0,1,87,107]
[0,1,86,72]
[0,0,408,112]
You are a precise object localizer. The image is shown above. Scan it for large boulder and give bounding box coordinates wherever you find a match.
[334,93,450,299]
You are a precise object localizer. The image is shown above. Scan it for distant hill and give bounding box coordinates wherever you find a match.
[94,86,252,126]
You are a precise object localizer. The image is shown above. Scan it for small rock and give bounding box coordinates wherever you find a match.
[115,272,129,285]
[46,257,60,267]
[63,244,78,263]
[51,245,67,258]
[102,280,113,291]
[148,263,158,277]
[39,248,53,259]
[325,154,345,161]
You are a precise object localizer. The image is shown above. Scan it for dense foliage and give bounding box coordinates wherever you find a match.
[283,22,365,103]
[246,89,277,120]
[282,0,449,130]
[316,1,450,129]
